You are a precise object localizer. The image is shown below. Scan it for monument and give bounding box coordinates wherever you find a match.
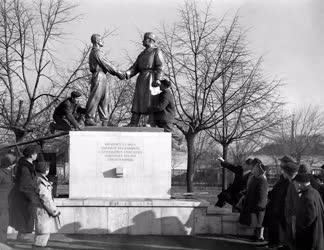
[69,127,171,199]
[50,33,239,236]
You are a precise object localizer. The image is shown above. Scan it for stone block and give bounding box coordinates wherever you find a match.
[73,207,109,234]
[128,208,162,235]
[194,209,222,234]
[107,207,129,234]
[69,130,171,199]
[222,221,238,235]
[58,207,76,233]
[161,207,194,235]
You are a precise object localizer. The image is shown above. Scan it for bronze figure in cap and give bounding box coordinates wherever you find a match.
[121,32,164,127]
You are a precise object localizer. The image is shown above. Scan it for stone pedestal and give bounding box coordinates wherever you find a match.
[69,128,171,199]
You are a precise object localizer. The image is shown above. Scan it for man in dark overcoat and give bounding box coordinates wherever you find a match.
[124,32,164,127]
[149,79,175,132]
[50,91,86,133]
[8,145,41,240]
[263,155,299,249]
[294,165,324,250]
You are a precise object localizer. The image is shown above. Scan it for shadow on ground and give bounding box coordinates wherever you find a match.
[6,234,268,250]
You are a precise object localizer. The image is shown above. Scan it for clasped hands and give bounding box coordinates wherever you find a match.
[115,71,127,80]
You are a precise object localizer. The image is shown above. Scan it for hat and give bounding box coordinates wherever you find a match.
[143,32,156,42]
[281,162,299,177]
[160,79,171,88]
[22,145,40,157]
[279,155,295,164]
[294,164,311,183]
[0,154,16,168]
[71,91,82,98]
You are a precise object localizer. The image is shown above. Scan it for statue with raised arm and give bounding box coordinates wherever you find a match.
[123,32,164,127]
[85,34,124,126]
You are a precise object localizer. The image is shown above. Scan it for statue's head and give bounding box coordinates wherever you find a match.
[143,32,156,47]
[91,34,103,47]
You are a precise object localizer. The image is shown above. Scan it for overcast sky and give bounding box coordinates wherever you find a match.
[61,0,324,109]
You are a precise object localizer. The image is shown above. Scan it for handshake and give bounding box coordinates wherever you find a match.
[115,71,127,80]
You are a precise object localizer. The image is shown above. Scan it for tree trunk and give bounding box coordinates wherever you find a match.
[222,143,229,191]
[186,132,196,192]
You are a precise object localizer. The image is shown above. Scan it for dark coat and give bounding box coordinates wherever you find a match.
[8,158,40,233]
[310,175,324,202]
[53,98,85,128]
[263,175,291,228]
[0,168,13,209]
[151,88,175,124]
[296,186,324,250]
[218,161,252,206]
[239,175,268,226]
[127,47,164,114]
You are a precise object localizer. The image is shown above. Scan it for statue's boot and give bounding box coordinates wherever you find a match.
[85,118,97,126]
[102,120,114,127]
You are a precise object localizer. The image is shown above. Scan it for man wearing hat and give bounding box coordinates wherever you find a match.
[0,154,16,243]
[85,34,125,126]
[122,32,165,127]
[49,91,86,133]
[294,164,324,250]
[148,79,175,132]
[263,155,299,249]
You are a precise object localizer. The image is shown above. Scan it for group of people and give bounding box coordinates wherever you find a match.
[0,145,60,248]
[216,155,324,250]
[50,32,175,133]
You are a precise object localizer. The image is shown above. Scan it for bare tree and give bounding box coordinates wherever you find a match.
[207,58,283,188]
[274,105,324,163]
[229,135,263,165]
[0,0,89,141]
[158,0,282,191]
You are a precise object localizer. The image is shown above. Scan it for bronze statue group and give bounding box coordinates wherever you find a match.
[50,32,175,134]
[216,155,324,250]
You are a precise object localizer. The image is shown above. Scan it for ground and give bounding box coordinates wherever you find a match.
[4,234,269,250]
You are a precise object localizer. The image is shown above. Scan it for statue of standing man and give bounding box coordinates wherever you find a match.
[85,34,124,126]
[123,32,164,127]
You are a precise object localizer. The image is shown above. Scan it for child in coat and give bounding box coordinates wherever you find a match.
[33,161,60,248]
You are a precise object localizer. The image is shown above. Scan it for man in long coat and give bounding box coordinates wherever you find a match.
[125,32,164,127]
[263,155,299,249]
[294,165,324,250]
[85,34,123,126]
[9,145,40,240]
